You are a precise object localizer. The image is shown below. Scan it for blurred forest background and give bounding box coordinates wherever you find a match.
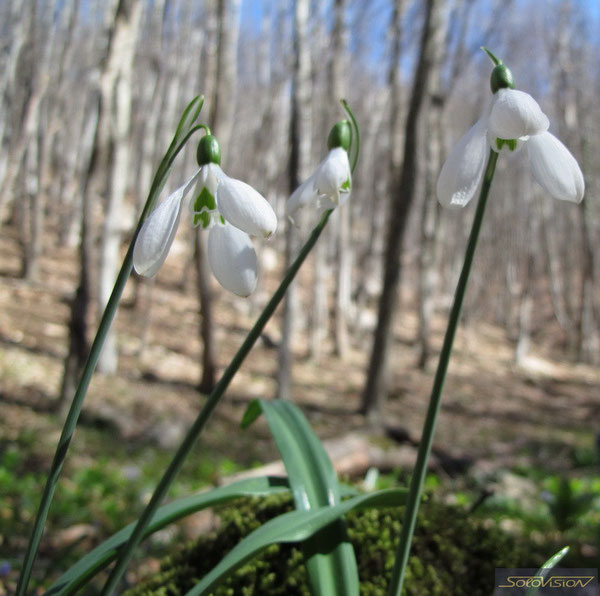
[1,0,600,591]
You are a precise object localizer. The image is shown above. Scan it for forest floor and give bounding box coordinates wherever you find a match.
[1,222,599,590]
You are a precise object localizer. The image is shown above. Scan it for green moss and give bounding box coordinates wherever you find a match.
[126,494,539,596]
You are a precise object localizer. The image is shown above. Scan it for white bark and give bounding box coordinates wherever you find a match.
[97,0,143,374]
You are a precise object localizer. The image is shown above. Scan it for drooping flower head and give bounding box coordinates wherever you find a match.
[287,119,352,221]
[133,133,277,297]
[437,48,584,207]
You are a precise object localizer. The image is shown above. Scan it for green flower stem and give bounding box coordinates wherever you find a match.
[100,210,334,595]
[15,111,204,596]
[387,149,499,596]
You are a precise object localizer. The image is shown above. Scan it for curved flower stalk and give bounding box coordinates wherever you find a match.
[437,50,584,208]
[98,107,360,596]
[15,95,208,596]
[133,133,277,296]
[286,120,352,221]
[389,51,585,596]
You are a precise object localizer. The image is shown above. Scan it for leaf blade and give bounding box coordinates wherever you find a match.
[243,400,356,595]
[46,476,289,596]
[184,488,408,596]
[525,545,570,596]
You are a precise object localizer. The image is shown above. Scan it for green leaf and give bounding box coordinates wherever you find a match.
[243,400,357,596]
[184,488,408,596]
[174,95,205,141]
[525,546,570,596]
[244,400,339,508]
[46,476,289,596]
[145,95,205,217]
[240,398,263,429]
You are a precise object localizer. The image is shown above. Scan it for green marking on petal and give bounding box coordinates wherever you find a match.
[192,187,218,229]
[194,211,212,228]
[341,179,351,191]
[495,138,518,151]
[194,186,216,212]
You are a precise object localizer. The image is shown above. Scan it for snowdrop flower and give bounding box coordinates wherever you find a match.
[133,134,277,297]
[437,52,584,207]
[287,120,352,221]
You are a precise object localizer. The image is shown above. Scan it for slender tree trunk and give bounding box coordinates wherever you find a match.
[360,0,443,423]
[209,0,240,153]
[416,0,448,369]
[278,0,312,400]
[192,0,239,390]
[195,230,217,392]
[0,1,35,219]
[515,198,537,365]
[57,93,101,410]
[21,132,42,280]
[96,0,142,374]
[330,0,351,360]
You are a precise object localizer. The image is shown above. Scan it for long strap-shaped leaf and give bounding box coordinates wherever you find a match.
[243,400,357,596]
[17,95,206,596]
[525,546,570,596]
[185,488,408,596]
[45,476,289,596]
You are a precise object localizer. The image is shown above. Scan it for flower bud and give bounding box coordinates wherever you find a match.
[490,63,515,94]
[196,134,221,166]
[327,120,351,151]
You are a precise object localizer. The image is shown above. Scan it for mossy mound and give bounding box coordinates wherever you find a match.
[126,493,539,596]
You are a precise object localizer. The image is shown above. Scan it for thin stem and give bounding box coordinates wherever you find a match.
[387,149,498,596]
[15,117,202,596]
[342,98,359,173]
[100,211,334,595]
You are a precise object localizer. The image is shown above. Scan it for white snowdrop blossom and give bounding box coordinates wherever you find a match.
[133,135,277,297]
[287,121,352,221]
[437,60,584,208]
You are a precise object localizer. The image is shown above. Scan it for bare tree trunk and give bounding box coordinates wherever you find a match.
[331,0,351,360]
[195,230,217,392]
[21,130,43,280]
[0,1,35,219]
[57,93,101,410]
[360,0,443,423]
[96,0,142,374]
[9,7,53,279]
[577,116,599,362]
[209,0,240,153]
[358,0,403,413]
[309,238,328,361]
[192,0,240,391]
[278,0,311,400]
[515,197,537,365]
[416,0,448,369]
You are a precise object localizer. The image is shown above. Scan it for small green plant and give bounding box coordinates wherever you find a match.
[542,476,597,533]
[125,493,539,596]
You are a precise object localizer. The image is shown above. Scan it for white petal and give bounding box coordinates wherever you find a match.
[207,224,258,297]
[489,89,549,140]
[437,115,488,207]
[216,174,277,238]
[287,173,318,220]
[133,171,200,276]
[315,147,352,204]
[527,131,585,203]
